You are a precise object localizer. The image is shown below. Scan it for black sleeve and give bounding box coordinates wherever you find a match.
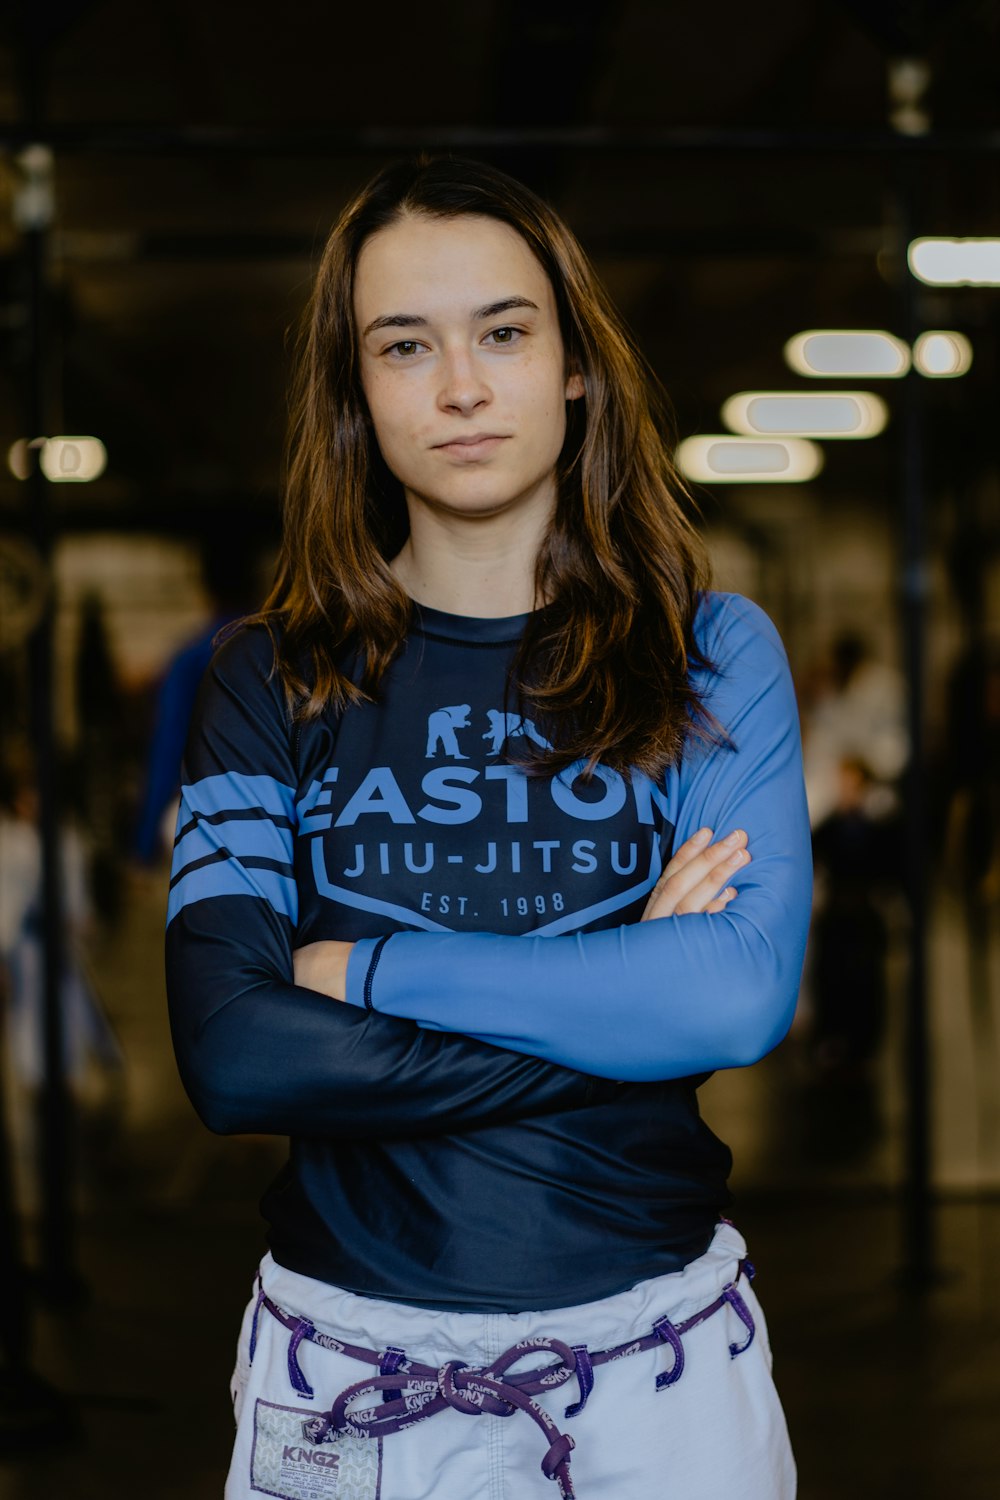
[164,626,617,1140]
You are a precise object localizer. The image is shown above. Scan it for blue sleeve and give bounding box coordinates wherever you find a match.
[165,626,621,1138]
[344,595,812,1082]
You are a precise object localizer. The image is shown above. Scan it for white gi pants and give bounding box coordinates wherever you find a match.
[226,1221,796,1500]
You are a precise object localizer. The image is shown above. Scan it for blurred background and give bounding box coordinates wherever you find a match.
[0,1,998,1496]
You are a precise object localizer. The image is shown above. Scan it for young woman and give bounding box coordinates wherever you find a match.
[166,156,811,1500]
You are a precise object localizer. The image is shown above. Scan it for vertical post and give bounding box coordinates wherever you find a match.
[0,133,77,1454]
[17,141,82,1303]
[896,148,935,1288]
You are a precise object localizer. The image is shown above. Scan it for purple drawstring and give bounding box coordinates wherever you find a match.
[260,1244,758,1500]
[564,1345,594,1418]
[287,1318,316,1398]
[379,1345,406,1404]
[309,1338,582,1499]
[721,1285,756,1358]
[652,1315,685,1389]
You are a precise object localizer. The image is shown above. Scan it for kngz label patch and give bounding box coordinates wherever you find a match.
[251,1400,381,1500]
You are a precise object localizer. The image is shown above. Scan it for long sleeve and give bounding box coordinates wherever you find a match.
[344,594,812,1082]
[165,626,618,1139]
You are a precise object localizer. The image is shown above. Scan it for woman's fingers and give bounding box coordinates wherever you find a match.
[641,826,720,915]
[704,887,738,915]
[641,830,750,920]
[658,825,714,882]
[671,848,750,915]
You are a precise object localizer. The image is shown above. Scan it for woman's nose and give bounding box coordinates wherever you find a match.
[437,348,491,414]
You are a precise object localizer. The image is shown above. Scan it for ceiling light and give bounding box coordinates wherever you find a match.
[908,238,1000,286]
[39,437,107,483]
[676,436,823,484]
[722,391,889,438]
[912,330,973,377]
[784,330,910,378]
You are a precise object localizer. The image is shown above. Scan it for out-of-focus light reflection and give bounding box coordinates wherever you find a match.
[912,330,973,377]
[908,238,1000,286]
[7,439,32,479]
[784,330,911,378]
[887,56,931,137]
[722,391,888,438]
[676,435,823,484]
[38,436,107,482]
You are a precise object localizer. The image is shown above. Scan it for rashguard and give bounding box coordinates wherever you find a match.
[166,591,811,1311]
[343,594,812,1080]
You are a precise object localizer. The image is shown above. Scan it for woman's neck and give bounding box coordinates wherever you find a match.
[390,507,550,619]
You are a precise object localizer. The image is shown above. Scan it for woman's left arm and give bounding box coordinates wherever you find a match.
[337,596,813,1082]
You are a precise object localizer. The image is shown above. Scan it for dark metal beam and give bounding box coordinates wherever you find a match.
[49,226,887,263]
[2,123,1000,156]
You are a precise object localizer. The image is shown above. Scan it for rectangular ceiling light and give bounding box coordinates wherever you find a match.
[722,391,888,438]
[784,330,910,378]
[677,435,823,483]
[909,238,1000,286]
[39,437,108,482]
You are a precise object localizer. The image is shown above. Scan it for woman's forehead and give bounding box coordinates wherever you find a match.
[353,213,554,322]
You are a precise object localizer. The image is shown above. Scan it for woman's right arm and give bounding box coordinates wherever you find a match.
[165,627,618,1140]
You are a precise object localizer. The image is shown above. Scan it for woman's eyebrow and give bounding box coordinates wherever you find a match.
[363,312,428,336]
[472,296,540,320]
[363,296,540,338]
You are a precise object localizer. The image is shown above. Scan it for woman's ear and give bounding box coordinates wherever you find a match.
[565,371,585,401]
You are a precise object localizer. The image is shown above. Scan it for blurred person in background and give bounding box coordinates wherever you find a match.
[133,533,260,865]
[0,742,121,1190]
[809,755,903,1079]
[165,157,812,1500]
[800,630,908,829]
[941,637,1000,1129]
[943,639,1000,902]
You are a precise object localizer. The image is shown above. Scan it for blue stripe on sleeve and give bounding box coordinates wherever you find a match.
[180,772,297,822]
[169,851,293,889]
[166,860,298,926]
[173,816,294,875]
[167,771,299,927]
[174,806,295,843]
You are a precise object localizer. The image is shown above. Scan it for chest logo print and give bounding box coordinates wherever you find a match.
[425,704,472,759]
[303,703,673,935]
[483,710,552,756]
[425,704,554,762]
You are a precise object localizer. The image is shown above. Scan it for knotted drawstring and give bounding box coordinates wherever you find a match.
[304,1338,581,1500]
[259,1252,758,1499]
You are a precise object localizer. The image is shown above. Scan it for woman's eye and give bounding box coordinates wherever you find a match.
[388,340,422,358]
[486,327,520,346]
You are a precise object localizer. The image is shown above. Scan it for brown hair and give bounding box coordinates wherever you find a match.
[255,155,714,778]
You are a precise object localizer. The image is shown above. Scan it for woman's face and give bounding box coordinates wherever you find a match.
[354,212,584,532]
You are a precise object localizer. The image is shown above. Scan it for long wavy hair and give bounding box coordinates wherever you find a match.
[255,155,714,778]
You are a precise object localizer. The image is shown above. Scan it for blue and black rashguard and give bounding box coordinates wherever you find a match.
[165,591,812,1312]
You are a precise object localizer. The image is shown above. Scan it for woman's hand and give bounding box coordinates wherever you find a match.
[292,940,355,1001]
[640,827,750,922]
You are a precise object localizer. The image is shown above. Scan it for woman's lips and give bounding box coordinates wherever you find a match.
[434,435,508,460]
